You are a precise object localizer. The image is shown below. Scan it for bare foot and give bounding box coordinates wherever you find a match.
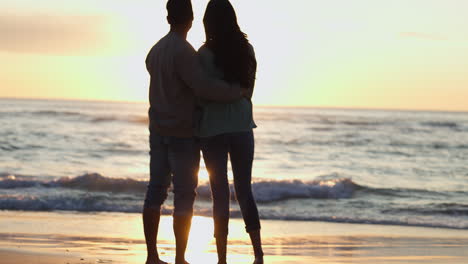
[253,257,264,264]
[146,257,169,264]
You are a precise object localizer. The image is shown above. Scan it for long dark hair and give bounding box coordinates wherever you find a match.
[203,0,254,87]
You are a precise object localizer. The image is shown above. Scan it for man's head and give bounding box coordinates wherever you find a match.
[167,0,194,31]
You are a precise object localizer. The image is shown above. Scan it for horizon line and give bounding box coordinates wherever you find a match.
[1,96,467,114]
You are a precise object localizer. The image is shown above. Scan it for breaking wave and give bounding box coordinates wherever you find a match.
[0,173,359,202]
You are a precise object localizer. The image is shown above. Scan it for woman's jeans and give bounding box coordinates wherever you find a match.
[201,130,261,237]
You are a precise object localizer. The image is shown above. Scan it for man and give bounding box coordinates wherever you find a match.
[143,1,245,264]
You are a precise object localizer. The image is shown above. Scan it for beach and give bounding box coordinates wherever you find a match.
[1,99,468,263]
[3,0,468,262]
[1,211,467,264]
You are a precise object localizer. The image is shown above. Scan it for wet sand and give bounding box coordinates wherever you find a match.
[1,211,467,264]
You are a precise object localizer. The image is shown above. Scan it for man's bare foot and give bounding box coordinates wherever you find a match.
[253,256,264,264]
[146,257,169,264]
[145,260,168,264]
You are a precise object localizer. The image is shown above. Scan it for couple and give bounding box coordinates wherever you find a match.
[143,1,263,264]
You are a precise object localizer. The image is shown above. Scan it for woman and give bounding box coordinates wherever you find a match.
[197,1,264,263]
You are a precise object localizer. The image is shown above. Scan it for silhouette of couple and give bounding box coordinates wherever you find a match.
[143,1,263,263]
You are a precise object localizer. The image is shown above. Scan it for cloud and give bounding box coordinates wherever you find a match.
[398,32,446,41]
[0,13,117,55]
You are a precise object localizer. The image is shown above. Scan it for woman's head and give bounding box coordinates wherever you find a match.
[203,0,254,86]
[203,0,240,42]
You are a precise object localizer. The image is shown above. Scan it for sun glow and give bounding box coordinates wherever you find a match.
[198,157,211,181]
[2,0,468,110]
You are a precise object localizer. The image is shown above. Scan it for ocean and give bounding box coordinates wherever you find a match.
[1,98,467,229]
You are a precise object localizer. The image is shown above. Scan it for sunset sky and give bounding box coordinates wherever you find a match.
[1,0,468,111]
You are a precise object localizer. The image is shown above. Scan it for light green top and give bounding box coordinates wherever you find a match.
[196,45,257,138]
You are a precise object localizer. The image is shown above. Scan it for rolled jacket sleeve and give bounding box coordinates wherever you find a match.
[175,45,241,102]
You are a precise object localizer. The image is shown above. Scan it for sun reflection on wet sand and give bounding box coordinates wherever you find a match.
[185,216,216,262]
[1,211,468,264]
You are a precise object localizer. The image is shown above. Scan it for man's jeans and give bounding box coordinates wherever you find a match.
[201,130,261,237]
[144,132,200,216]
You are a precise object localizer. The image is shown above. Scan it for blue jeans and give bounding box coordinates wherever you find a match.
[144,132,200,216]
[201,130,261,237]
